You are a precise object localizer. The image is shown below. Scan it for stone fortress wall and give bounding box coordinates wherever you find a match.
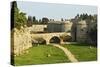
[76,20,88,42]
[11,27,32,56]
[30,25,47,32]
[11,20,91,56]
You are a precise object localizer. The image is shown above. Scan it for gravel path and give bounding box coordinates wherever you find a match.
[52,44,78,62]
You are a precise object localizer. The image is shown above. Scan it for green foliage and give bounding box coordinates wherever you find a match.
[15,12,27,29]
[27,16,49,24]
[32,16,36,22]
[39,19,42,23]
[35,20,39,24]
[32,16,38,24]
[11,1,18,30]
[87,15,97,45]
[27,16,33,26]
[88,21,97,45]
[63,44,97,61]
[28,16,32,21]
[14,45,70,65]
[27,16,39,25]
[11,1,27,29]
[42,17,49,24]
[75,14,97,45]
[75,13,95,21]
[61,18,64,21]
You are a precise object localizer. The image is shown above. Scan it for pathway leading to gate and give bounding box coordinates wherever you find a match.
[51,44,78,62]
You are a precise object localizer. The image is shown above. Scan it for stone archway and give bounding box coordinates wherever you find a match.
[32,37,46,46]
[49,36,61,44]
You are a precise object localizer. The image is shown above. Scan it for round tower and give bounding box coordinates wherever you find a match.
[76,20,88,43]
[64,21,73,32]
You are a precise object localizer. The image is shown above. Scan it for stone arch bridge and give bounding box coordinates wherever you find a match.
[31,32,71,44]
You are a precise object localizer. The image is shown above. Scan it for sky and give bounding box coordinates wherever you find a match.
[17,1,97,20]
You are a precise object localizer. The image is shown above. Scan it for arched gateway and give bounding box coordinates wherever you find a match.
[50,36,61,44]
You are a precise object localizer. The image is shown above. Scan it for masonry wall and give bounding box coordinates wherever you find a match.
[64,21,73,32]
[47,23,65,32]
[11,27,32,56]
[76,20,88,43]
[30,25,47,32]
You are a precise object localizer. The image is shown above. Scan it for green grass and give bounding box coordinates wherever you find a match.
[63,44,97,62]
[14,45,70,66]
[13,44,97,66]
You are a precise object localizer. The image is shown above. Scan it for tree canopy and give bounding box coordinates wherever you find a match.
[42,17,49,24]
[11,1,27,30]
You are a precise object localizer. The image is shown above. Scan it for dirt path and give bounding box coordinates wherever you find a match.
[51,44,78,62]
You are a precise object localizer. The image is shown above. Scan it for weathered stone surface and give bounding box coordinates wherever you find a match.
[11,20,94,56]
[76,20,88,43]
[11,27,32,56]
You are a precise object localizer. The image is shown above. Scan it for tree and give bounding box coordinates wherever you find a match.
[28,16,32,22]
[39,19,42,23]
[61,18,64,21]
[88,25,97,45]
[42,17,49,24]
[11,1,27,29]
[75,14,79,19]
[17,12,27,26]
[88,15,94,20]
[11,1,19,30]
[32,16,36,24]
[82,13,88,20]
[27,16,32,26]
[88,16,97,45]
[35,20,39,24]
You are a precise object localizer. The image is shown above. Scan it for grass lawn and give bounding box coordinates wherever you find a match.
[14,45,70,66]
[63,44,97,62]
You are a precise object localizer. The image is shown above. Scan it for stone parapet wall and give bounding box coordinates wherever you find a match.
[31,25,47,32]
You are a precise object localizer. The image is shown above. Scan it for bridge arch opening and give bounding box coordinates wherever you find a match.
[49,36,61,44]
[32,37,46,46]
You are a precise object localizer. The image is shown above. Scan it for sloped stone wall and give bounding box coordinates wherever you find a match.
[11,27,32,56]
